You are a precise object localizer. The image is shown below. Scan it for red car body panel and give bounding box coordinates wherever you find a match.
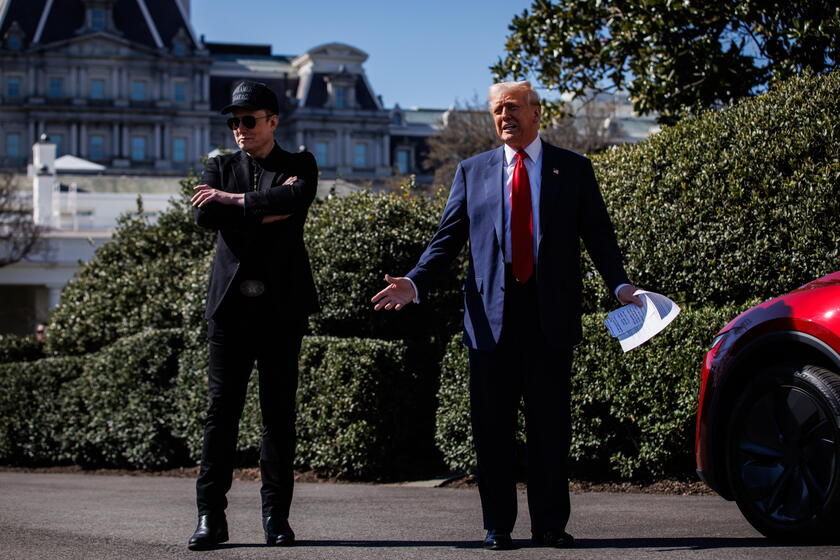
[695,271,840,496]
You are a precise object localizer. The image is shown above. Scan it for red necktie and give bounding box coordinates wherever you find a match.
[511,150,533,283]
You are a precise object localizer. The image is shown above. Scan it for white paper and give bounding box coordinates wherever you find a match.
[604,290,680,352]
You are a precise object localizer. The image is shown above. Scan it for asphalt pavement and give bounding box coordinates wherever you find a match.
[0,471,837,559]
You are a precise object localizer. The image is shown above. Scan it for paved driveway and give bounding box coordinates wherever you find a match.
[0,472,836,559]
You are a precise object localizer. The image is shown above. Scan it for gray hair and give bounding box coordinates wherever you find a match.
[488,81,541,107]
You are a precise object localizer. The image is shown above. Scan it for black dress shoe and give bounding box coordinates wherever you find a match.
[188,513,229,551]
[483,529,514,550]
[532,530,575,548]
[263,516,295,546]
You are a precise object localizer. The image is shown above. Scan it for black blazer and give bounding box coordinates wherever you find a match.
[195,145,319,319]
[408,140,629,350]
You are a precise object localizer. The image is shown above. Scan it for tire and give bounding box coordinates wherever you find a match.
[726,364,840,542]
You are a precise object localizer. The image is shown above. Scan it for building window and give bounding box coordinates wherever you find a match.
[131,137,146,160]
[131,80,146,101]
[89,135,105,159]
[173,137,187,162]
[6,76,21,98]
[90,78,106,99]
[48,78,64,98]
[396,148,411,174]
[6,133,20,157]
[354,143,368,167]
[173,39,187,56]
[173,82,187,103]
[314,142,329,166]
[52,133,64,157]
[335,87,347,109]
[6,33,22,51]
[90,9,106,31]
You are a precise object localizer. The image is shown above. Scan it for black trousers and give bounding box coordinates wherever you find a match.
[468,266,573,532]
[195,293,305,518]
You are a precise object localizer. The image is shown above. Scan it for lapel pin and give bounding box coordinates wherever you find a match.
[552,168,559,175]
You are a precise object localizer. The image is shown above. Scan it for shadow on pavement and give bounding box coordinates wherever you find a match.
[576,538,801,550]
[212,537,804,550]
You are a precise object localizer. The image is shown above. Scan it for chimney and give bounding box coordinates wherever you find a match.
[32,134,58,228]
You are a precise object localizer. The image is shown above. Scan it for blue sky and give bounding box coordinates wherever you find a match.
[191,0,535,109]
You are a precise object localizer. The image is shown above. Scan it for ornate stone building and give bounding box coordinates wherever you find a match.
[0,0,210,174]
[0,0,436,183]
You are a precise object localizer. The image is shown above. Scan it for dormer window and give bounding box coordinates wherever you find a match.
[171,28,192,56]
[81,0,115,33]
[325,74,356,110]
[335,87,347,109]
[90,9,106,30]
[4,21,25,51]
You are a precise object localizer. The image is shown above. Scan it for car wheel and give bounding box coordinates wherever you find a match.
[726,364,840,542]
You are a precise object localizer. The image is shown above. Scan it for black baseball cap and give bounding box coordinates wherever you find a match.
[221,80,279,115]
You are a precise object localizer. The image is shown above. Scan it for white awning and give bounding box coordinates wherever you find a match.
[55,155,106,172]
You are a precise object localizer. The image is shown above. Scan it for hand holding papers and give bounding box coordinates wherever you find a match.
[605,290,680,352]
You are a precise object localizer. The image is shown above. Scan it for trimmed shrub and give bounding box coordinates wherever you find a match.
[295,336,429,479]
[588,70,840,310]
[44,178,214,356]
[435,301,754,479]
[0,334,44,364]
[0,355,83,464]
[305,185,466,345]
[173,334,433,479]
[61,329,189,469]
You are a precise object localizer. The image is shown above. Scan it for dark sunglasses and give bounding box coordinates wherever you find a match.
[226,114,273,130]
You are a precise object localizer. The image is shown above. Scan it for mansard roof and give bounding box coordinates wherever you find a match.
[0,0,199,51]
[303,73,379,111]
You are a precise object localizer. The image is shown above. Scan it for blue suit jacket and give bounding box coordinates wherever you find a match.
[407,140,629,350]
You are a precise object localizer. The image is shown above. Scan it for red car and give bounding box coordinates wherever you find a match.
[695,271,840,541]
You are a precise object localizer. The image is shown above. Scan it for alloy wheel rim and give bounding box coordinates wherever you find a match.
[734,383,837,524]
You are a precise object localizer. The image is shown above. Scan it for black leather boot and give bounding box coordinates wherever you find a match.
[188,513,229,550]
[263,516,295,546]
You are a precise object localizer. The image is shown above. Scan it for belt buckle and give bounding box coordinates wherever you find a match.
[239,280,265,297]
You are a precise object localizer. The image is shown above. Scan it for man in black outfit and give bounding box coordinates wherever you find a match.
[187,81,319,550]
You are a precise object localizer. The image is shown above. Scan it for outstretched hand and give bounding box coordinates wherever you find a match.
[371,274,416,311]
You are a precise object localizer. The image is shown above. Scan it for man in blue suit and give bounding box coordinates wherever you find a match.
[372,81,641,550]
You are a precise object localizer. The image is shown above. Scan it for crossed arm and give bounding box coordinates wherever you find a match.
[191,184,290,224]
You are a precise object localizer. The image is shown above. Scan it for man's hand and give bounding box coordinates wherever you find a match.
[618,284,644,307]
[371,274,416,311]
[191,185,245,208]
[261,214,291,224]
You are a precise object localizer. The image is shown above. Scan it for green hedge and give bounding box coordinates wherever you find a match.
[305,186,466,344]
[61,329,188,469]
[295,336,431,479]
[173,334,433,479]
[588,70,840,310]
[0,355,83,464]
[44,179,213,357]
[0,334,44,364]
[435,302,753,479]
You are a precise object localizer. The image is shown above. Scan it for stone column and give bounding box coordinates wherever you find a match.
[79,123,87,157]
[111,67,120,98]
[69,123,78,155]
[69,67,78,97]
[154,124,161,160]
[79,66,87,96]
[122,124,130,157]
[112,123,119,156]
[47,286,62,310]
